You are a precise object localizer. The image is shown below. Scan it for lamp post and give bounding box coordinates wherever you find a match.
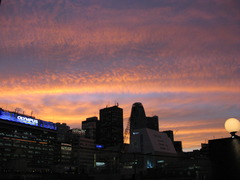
[224,118,240,138]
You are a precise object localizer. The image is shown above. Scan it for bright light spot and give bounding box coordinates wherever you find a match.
[96,162,105,167]
[224,118,240,133]
[147,160,153,168]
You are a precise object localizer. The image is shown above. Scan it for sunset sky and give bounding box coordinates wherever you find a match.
[0,0,239,151]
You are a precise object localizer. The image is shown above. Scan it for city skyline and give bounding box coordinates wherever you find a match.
[0,0,240,151]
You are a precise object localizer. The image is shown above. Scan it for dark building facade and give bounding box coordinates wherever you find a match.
[56,123,70,143]
[162,130,174,141]
[147,115,159,131]
[68,128,95,172]
[0,108,58,173]
[129,102,160,143]
[82,116,99,142]
[99,105,123,147]
[162,130,183,152]
[130,102,147,135]
[209,136,240,179]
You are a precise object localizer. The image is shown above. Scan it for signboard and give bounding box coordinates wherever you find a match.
[61,143,72,151]
[0,109,57,130]
[17,116,38,126]
[72,128,85,135]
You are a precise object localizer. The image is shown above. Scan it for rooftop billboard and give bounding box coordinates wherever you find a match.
[0,109,57,130]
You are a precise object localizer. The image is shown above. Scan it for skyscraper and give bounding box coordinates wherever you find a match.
[129,102,160,140]
[129,102,147,135]
[82,116,99,142]
[99,105,123,147]
[147,115,159,131]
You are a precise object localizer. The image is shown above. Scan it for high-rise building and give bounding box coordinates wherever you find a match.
[99,105,123,147]
[56,123,70,143]
[129,102,147,135]
[162,130,183,152]
[0,108,58,172]
[130,102,160,132]
[147,115,159,131]
[68,128,95,172]
[82,116,99,142]
[162,130,174,142]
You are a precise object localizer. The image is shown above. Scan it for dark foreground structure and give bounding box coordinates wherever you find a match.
[209,136,240,179]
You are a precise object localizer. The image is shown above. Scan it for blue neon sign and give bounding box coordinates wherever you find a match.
[17,116,38,126]
[96,144,104,149]
[0,109,57,130]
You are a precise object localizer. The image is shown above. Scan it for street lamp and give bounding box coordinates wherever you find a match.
[224,118,240,138]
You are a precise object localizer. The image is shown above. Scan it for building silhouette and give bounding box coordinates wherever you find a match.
[130,102,147,135]
[99,105,123,147]
[147,115,159,131]
[0,108,58,173]
[82,116,99,142]
[68,128,95,172]
[162,130,183,152]
[56,122,70,143]
[209,137,240,179]
[129,103,160,143]
[0,105,211,179]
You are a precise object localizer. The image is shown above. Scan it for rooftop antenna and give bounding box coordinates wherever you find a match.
[15,108,21,113]
[106,101,110,108]
[174,129,179,135]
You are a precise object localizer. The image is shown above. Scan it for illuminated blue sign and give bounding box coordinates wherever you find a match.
[0,109,57,130]
[17,116,38,126]
[96,144,104,149]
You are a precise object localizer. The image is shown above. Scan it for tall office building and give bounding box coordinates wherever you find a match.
[130,103,160,132]
[129,102,160,144]
[0,108,58,172]
[99,105,123,147]
[147,115,159,131]
[82,116,99,142]
[56,123,70,143]
[129,102,147,135]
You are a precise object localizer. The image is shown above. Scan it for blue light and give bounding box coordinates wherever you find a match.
[0,109,57,130]
[96,144,104,149]
[147,160,153,168]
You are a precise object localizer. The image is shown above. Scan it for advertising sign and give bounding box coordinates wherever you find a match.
[0,109,57,130]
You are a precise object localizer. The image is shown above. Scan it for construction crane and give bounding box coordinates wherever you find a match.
[123,119,130,144]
